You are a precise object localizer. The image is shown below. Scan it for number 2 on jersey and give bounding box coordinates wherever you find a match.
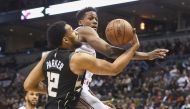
[47,72,60,97]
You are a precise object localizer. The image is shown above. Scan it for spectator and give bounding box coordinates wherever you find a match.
[19,91,40,109]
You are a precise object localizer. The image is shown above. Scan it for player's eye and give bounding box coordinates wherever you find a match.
[89,17,93,20]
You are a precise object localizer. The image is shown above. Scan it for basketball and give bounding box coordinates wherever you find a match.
[105,19,134,46]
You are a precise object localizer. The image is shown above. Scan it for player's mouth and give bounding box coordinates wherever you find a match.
[91,26,97,31]
[31,100,38,103]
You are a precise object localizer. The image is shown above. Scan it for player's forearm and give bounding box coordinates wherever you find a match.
[132,51,150,60]
[24,81,47,94]
[106,45,125,59]
[112,44,139,75]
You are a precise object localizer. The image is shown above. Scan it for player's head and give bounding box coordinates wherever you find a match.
[25,91,39,106]
[76,7,98,31]
[47,21,81,50]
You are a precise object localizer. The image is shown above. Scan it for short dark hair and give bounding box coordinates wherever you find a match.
[47,21,67,49]
[76,7,97,21]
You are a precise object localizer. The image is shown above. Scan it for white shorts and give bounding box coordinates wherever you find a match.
[77,88,111,109]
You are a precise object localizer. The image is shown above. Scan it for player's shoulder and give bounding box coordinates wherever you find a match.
[42,51,50,58]
[72,52,94,63]
[75,26,98,41]
[75,26,94,32]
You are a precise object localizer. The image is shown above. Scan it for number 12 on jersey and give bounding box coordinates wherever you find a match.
[47,71,60,97]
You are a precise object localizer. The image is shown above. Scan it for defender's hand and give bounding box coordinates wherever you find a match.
[130,29,140,49]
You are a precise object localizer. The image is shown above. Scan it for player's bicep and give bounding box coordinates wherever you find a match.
[89,36,111,54]
[78,27,110,54]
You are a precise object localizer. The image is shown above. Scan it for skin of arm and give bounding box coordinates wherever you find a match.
[77,26,125,58]
[23,43,137,94]
[70,41,139,76]
[77,26,168,60]
[133,49,169,60]
[24,53,48,94]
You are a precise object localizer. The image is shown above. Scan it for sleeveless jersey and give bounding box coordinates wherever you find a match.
[75,27,96,90]
[43,48,78,102]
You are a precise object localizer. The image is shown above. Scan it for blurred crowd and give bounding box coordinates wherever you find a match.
[91,37,190,109]
[0,36,190,109]
[91,56,190,109]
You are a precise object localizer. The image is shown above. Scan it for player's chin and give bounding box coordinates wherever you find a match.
[31,100,38,104]
[93,28,97,31]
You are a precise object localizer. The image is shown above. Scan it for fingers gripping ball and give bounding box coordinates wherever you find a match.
[105,19,134,46]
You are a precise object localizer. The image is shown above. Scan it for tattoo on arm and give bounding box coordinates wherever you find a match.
[107,45,125,59]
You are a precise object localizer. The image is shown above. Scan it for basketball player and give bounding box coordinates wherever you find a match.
[24,21,140,109]
[19,91,40,109]
[74,7,169,109]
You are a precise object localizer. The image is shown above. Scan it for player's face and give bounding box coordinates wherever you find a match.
[80,11,98,31]
[65,24,82,48]
[25,91,39,105]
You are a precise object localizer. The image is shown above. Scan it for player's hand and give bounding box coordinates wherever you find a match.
[147,48,169,60]
[130,28,140,49]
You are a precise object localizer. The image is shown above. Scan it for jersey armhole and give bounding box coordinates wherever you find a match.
[69,52,75,61]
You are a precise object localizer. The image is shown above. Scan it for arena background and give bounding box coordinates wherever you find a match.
[0,0,190,108]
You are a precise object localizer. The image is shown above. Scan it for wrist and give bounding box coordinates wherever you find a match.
[147,52,152,60]
[132,43,140,51]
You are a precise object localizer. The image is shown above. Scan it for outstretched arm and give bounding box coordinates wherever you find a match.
[77,26,168,60]
[70,33,140,76]
[118,33,168,60]
[133,49,169,60]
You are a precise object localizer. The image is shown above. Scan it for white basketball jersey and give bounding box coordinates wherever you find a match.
[75,27,96,90]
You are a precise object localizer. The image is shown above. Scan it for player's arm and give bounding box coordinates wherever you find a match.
[24,52,48,94]
[70,35,140,76]
[77,26,124,58]
[131,33,169,60]
[133,49,169,60]
[77,26,168,60]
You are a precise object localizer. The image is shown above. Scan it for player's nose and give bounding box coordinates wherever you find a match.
[92,19,97,24]
[33,95,38,99]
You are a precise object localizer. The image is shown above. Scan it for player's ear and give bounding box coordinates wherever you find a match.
[63,37,68,43]
[78,20,83,26]
[25,96,27,101]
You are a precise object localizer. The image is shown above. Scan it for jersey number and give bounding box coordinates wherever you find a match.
[47,72,60,97]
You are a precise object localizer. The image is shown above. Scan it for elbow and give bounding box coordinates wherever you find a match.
[24,80,34,91]
[24,81,30,91]
[112,71,122,76]
[110,68,122,76]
